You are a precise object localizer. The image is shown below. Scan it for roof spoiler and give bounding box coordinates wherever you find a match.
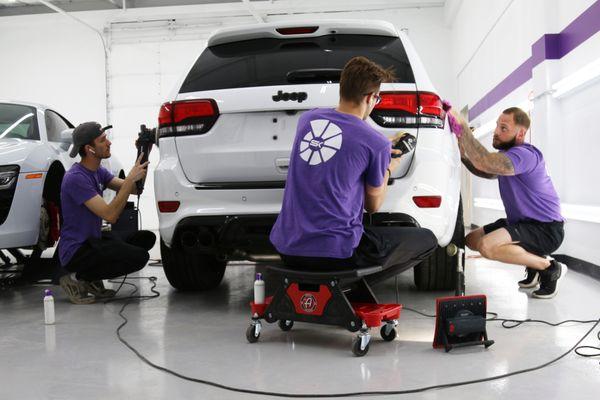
[208,19,399,47]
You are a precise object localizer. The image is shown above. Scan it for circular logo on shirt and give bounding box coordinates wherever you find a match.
[299,119,343,165]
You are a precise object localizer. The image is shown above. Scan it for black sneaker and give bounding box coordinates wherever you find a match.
[533,260,567,299]
[518,268,540,288]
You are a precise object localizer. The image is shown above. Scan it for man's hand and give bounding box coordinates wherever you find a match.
[389,149,402,173]
[442,100,464,137]
[389,132,407,146]
[447,110,465,138]
[127,153,149,183]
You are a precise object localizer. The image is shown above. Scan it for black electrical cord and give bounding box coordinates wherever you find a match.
[135,189,162,268]
[489,315,599,329]
[398,260,598,362]
[111,277,599,397]
[106,275,159,304]
[115,201,599,395]
[574,330,600,359]
[136,195,142,232]
[403,306,599,363]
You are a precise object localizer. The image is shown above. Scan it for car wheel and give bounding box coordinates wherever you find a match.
[160,238,226,291]
[413,199,465,291]
[36,202,51,251]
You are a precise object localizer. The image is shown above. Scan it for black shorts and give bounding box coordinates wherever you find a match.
[482,218,564,256]
[279,226,438,285]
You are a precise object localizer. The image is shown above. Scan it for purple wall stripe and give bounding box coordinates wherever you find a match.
[468,0,600,121]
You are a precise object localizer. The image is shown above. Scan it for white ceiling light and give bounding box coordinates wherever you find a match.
[552,57,600,99]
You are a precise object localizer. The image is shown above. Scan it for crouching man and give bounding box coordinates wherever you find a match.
[59,122,156,304]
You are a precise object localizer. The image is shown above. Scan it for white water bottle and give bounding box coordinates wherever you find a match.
[254,273,265,304]
[44,289,55,325]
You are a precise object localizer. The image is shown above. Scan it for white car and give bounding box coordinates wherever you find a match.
[0,101,124,261]
[154,20,463,291]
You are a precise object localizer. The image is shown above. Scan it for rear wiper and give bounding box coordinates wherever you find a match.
[286,68,342,84]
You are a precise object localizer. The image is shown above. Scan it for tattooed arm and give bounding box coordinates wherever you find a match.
[454,112,515,176]
[457,134,497,179]
[462,157,498,179]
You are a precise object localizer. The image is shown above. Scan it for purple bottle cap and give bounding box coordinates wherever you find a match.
[44,289,52,296]
[255,273,262,280]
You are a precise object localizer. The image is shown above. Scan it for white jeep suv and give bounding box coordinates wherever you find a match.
[154,20,463,291]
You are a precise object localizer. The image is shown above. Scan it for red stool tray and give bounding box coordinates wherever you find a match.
[352,303,402,327]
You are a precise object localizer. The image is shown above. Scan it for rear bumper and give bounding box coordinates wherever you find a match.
[155,128,461,248]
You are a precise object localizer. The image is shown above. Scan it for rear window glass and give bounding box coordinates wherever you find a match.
[180,34,415,93]
[0,103,39,141]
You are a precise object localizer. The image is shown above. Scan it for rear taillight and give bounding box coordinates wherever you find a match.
[158,201,180,213]
[158,99,219,138]
[371,92,445,129]
[276,26,319,35]
[412,196,442,208]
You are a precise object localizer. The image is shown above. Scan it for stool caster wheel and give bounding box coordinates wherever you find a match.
[352,336,370,357]
[246,322,261,343]
[352,331,371,357]
[278,319,294,331]
[380,322,397,342]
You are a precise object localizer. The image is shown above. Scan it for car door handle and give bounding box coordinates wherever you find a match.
[275,158,289,174]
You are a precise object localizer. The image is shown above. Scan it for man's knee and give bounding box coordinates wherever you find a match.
[465,232,478,251]
[124,248,150,273]
[478,237,497,259]
[412,228,437,259]
[127,230,157,251]
[138,230,156,251]
[423,229,438,252]
[465,229,483,251]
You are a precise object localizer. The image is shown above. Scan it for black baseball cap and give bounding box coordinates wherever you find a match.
[69,122,112,158]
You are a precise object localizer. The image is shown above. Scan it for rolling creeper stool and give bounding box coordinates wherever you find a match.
[245,264,402,356]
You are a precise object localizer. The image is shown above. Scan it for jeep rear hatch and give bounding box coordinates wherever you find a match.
[164,32,435,185]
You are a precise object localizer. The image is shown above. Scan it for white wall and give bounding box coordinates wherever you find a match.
[0,2,454,233]
[452,0,600,265]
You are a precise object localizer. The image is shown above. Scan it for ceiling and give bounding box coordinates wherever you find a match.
[0,1,231,16]
[0,0,446,17]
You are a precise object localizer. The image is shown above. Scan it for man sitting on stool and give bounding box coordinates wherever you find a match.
[59,122,156,304]
[270,56,437,286]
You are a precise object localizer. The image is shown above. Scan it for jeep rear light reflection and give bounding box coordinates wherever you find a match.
[158,201,180,213]
[371,92,445,129]
[158,99,219,138]
[412,196,442,208]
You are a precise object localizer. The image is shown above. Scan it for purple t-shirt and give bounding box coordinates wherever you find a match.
[499,143,563,224]
[59,163,114,266]
[270,108,391,258]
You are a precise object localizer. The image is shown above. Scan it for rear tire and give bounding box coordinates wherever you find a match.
[160,238,226,291]
[36,202,51,251]
[413,199,465,291]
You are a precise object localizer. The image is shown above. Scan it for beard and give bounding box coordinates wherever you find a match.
[493,136,517,150]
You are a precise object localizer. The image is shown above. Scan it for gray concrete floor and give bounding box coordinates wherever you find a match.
[1,249,599,400]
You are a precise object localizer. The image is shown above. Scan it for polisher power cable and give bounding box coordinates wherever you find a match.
[108,277,600,398]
